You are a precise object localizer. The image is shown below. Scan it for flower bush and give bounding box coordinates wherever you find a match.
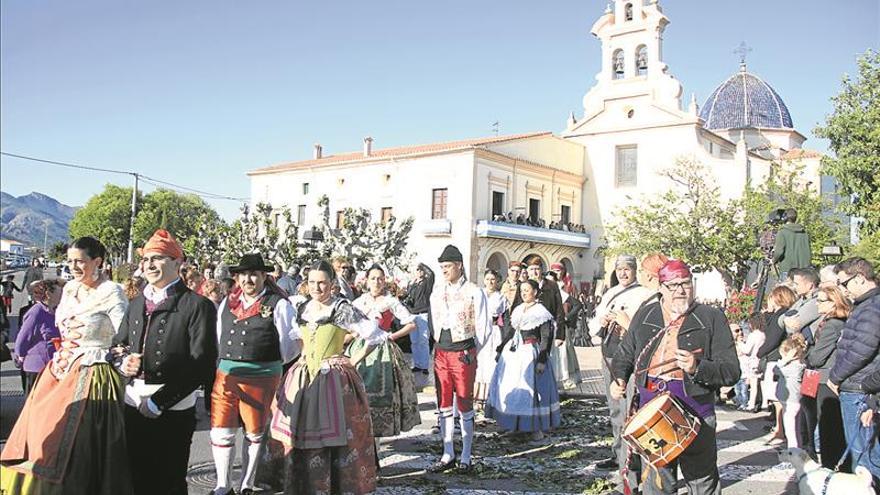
[725,288,757,323]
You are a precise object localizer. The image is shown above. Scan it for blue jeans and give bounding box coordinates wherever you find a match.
[839,392,880,478]
[734,378,749,407]
[411,313,431,370]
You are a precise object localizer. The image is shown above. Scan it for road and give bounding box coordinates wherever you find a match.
[0,271,799,494]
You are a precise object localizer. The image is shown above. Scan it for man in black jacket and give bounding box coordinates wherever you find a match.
[611,260,740,495]
[113,230,218,495]
[828,257,880,479]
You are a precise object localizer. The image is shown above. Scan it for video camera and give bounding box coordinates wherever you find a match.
[767,208,787,226]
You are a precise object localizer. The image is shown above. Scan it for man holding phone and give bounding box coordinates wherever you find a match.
[611,260,740,495]
[428,244,488,474]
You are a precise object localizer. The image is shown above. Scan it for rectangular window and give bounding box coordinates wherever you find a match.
[336,210,345,229]
[432,188,448,219]
[616,145,638,187]
[381,207,393,224]
[491,191,504,219]
[273,212,281,228]
[560,205,571,225]
[529,198,540,224]
[297,205,306,226]
[303,183,310,195]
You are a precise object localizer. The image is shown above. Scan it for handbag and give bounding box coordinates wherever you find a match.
[801,368,820,398]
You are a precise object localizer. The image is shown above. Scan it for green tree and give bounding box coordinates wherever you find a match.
[68,184,141,262]
[814,49,880,235]
[48,241,68,261]
[605,157,842,288]
[133,189,223,257]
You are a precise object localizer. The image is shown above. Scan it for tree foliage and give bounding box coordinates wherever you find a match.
[69,184,142,262]
[315,195,415,272]
[814,49,880,235]
[69,184,223,263]
[605,157,842,288]
[213,202,300,269]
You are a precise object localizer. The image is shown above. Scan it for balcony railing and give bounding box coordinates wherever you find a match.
[475,220,590,248]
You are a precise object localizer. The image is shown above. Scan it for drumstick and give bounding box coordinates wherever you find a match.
[636,348,703,374]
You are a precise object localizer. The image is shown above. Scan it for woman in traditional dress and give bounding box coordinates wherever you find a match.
[546,271,583,390]
[350,264,420,441]
[475,269,508,405]
[485,279,561,440]
[1,236,133,494]
[269,260,387,494]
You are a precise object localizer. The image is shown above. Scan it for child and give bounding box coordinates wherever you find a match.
[774,333,807,448]
[732,324,750,409]
[1,275,22,315]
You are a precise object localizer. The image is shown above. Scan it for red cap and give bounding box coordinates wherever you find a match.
[141,229,184,260]
[659,260,691,283]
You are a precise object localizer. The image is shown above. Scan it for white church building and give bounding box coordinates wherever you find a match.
[248,0,826,292]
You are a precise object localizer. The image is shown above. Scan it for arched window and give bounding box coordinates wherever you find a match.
[624,3,633,21]
[613,49,625,80]
[636,45,648,76]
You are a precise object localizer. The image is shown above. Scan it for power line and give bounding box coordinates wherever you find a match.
[0,151,249,202]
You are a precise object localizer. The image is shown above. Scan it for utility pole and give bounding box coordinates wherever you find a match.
[126,173,139,263]
[43,220,49,256]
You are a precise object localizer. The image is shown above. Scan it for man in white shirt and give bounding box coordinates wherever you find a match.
[428,245,488,474]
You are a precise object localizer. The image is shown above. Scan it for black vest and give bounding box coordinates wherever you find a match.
[219,292,283,362]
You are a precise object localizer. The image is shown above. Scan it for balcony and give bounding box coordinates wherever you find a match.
[422,219,452,236]
[475,220,590,248]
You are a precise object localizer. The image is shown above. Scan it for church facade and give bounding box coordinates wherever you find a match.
[248,0,826,291]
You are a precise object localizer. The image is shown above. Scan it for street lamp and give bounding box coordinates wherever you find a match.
[302,228,325,249]
[821,242,843,264]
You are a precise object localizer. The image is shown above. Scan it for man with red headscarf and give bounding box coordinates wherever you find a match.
[113,229,218,495]
[611,260,740,495]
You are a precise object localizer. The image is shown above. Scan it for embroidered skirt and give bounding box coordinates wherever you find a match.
[269,356,377,494]
[485,341,561,432]
[347,338,420,437]
[0,361,132,495]
[475,323,504,401]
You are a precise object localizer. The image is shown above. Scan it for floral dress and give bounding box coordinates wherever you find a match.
[350,292,421,437]
[269,296,387,494]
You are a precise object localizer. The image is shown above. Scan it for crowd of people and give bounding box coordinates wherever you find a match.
[0,222,878,495]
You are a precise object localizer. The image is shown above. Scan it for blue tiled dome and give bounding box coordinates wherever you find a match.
[700,66,794,130]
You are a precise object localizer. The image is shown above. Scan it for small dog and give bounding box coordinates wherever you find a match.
[778,447,874,495]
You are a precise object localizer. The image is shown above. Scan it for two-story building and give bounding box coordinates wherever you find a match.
[248,132,592,281]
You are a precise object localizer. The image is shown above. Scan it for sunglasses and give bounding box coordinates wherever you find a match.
[837,274,858,289]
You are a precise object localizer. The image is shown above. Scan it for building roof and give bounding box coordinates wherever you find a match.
[699,64,794,131]
[780,148,823,160]
[249,131,553,175]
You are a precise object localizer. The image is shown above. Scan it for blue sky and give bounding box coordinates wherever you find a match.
[2,0,877,220]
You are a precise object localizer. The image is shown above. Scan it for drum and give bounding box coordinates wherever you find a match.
[621,392,701,468]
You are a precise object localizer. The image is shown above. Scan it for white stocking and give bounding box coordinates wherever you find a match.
[439,408,455,463]
[240,432,263,490]
[460,409,475,465]
[210,427,237,492]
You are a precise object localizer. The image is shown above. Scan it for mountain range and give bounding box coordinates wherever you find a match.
[0,191,77,248]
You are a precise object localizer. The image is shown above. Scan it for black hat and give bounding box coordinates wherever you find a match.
[229,253,273,274]
[438,244,463,263]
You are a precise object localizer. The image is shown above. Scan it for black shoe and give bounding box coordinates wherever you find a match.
[457,461,473,474]
[427,458,457,473]
[240,490,254,495]
[595,457,619,470]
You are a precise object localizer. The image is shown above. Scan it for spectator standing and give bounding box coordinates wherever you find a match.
[772,208,812,280]
[801,285,850,469]
[13,279,65,392]
[757,285,798,445]
[402,263,434,376]
[22,259,43,302]
[774,334,807,448]
[828,257,880,479]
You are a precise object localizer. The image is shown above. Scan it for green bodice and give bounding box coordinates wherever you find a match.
[301,321,348,378]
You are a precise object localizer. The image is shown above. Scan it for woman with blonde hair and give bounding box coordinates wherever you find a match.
[756,284,798,444]
[801,285,852,468]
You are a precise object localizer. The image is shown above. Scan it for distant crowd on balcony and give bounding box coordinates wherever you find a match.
[491,212,587,234]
